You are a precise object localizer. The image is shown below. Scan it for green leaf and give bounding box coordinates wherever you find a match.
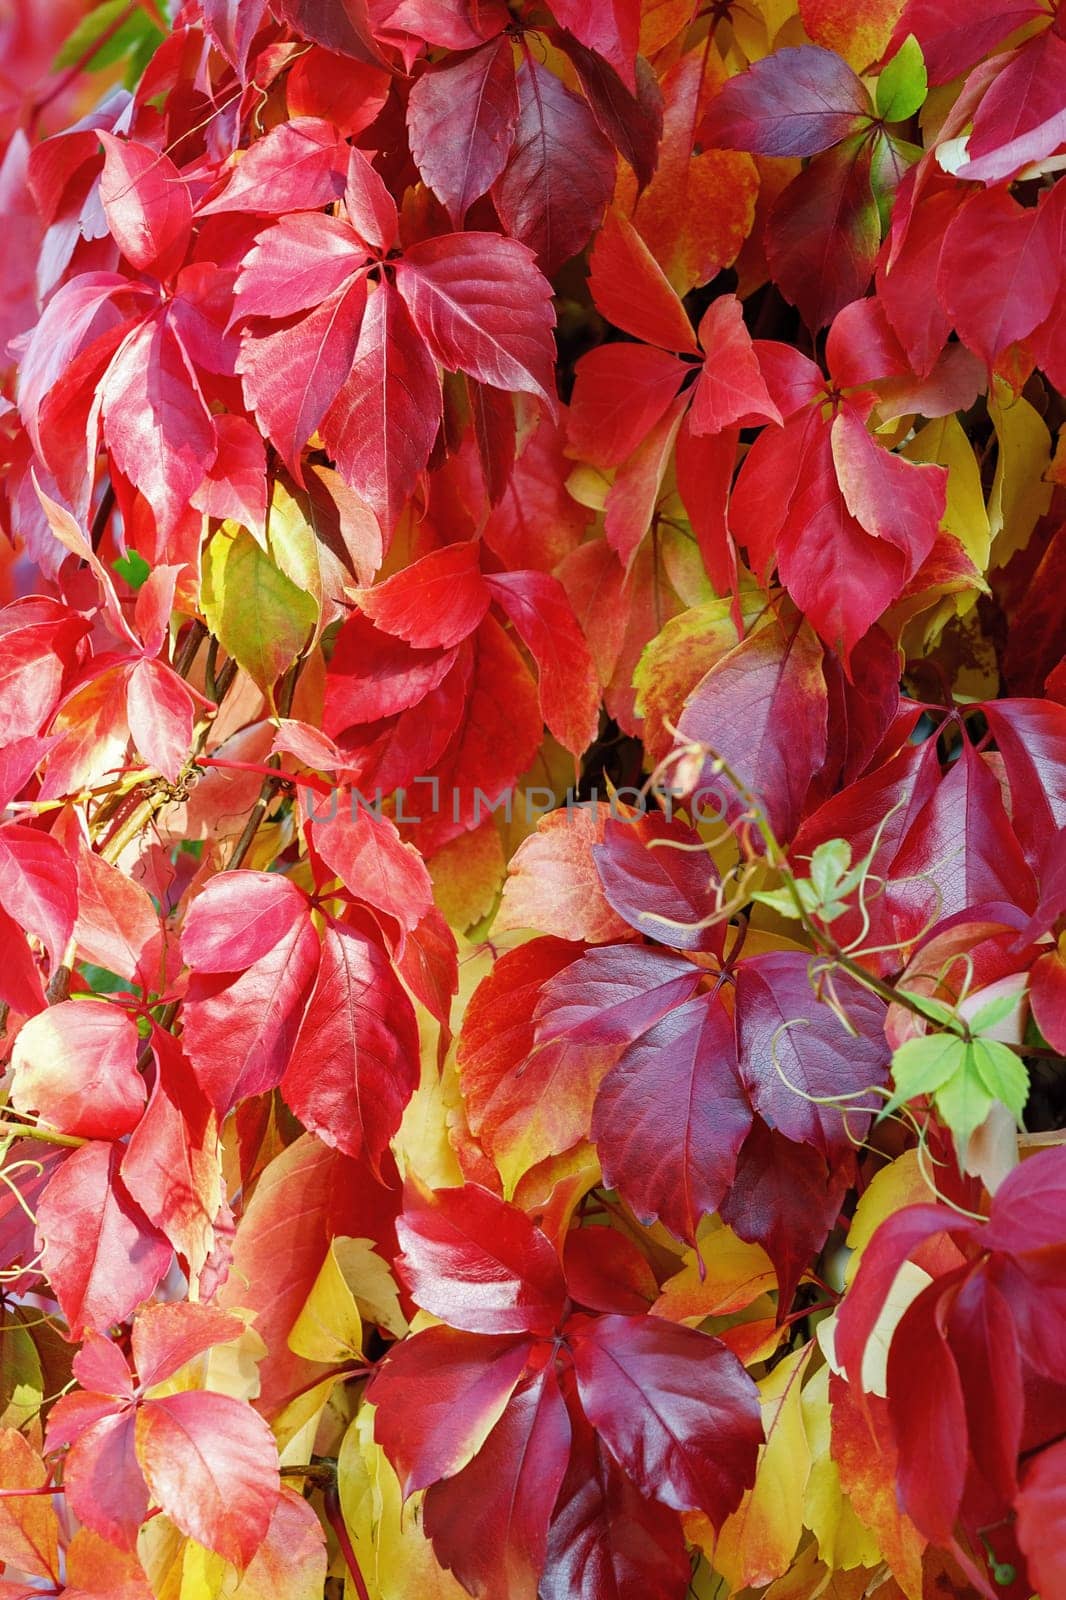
[967,989,1021,1036]
[113,549,151,591]
[201,524,317,697]
[876,34,927,123]
[895,990,960,1028]
[968,1038,1029,1126]
[935,1066,994,1148]
[886,1031,1030,1145]
[809,838,851,904]
[884,1032,965,1115]
[751,888,804,920]
[53,0,163,77]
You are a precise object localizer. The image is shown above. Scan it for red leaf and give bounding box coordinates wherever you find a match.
[492,56,616,275]
[183,880,320,1114]
[884,1284,967,1542]
[829,406,946,576]
[1031,947,1066,1053]
[397,232,556,404]
[200,0,267,74]
[198,117,346,216]
[286,47,390,136]
[422,1364,571,1600]
[324,610,459,730]
[936,183,1062,366]
[234,213,365,321]
[395,1183,568,1335]
[406,614,542,854]
[321,277,442,532]
[875,186,960,378]
[587,208,699,355]
[888,739,1036,940]
[310,800,433,930]
[675,418,740,597]
[54,1409,146,1553]
[98,135,192,278]
[700,44,873,156]
[688,295,781,433]
[125,659,197,784]
[542,1402,690,1600]
[495,804,635,945]
[591,812,724,954]
[957,28,1066,184]
[533,944,702,1050]
[674,615,828,846]
[239,274,368,482]
[36,1143,171,1339]
[730,412,912,660]
[120,1031,221,1273]
[721,1121,851,1311]
[190,413,268,533]
[1017,1436,1066,1598]
[135,1390,279,1568]
[592,992,753,1244]
[564,1228,658,1316]
[484,568,600,755]
[603,392,687,569]
[131,1300,245,1389]
[568,344,687,469]
[550,0,640,90]
[182,870,312,972]
[569,1313,762,1522]
[561,41,664,192]
[270,0,385,65]
[735,952,889,1160]
[980,697,1066,866]
[834,1201,967,1385]
[0,821,77,980]
[947,1272,1023,1504]
[765,137,880,331]
[407,41,519,227]
[371,1326,533,1492]
[10,1001,146,1140]
[356,541,489,649]
[99,313,218,538]
[218,1133,400,1415]
[281,920,419,1169]
[342,148,400,254]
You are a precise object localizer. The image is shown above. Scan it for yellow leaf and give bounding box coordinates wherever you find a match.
[801,1364,882,1571]
[711,1341,815,1588]
[799,0,908,70]
[338,1405,469,1600]
[287,1239,365,1364]
[652,1214,777,1324]
[843,1149,935,1281]
[902,415,990,597]
[0,1308,44,1431]
[429,819,507,933]
[987,379,1053,567]
[0,1427,60,1583]
[392,1047,465,1191]
[201,524,317,698]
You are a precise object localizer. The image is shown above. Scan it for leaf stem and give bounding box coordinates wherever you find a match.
[0,1122,87,1150]
[324,1480,372,1600]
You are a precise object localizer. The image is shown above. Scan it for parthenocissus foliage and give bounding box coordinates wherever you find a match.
[0,0,1065,1595]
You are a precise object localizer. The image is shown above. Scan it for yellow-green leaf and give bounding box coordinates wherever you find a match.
[201,524,317,696]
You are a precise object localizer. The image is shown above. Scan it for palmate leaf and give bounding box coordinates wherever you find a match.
[885,1031,1029,1144]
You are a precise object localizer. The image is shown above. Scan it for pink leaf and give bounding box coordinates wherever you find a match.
[98,135,192,278]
